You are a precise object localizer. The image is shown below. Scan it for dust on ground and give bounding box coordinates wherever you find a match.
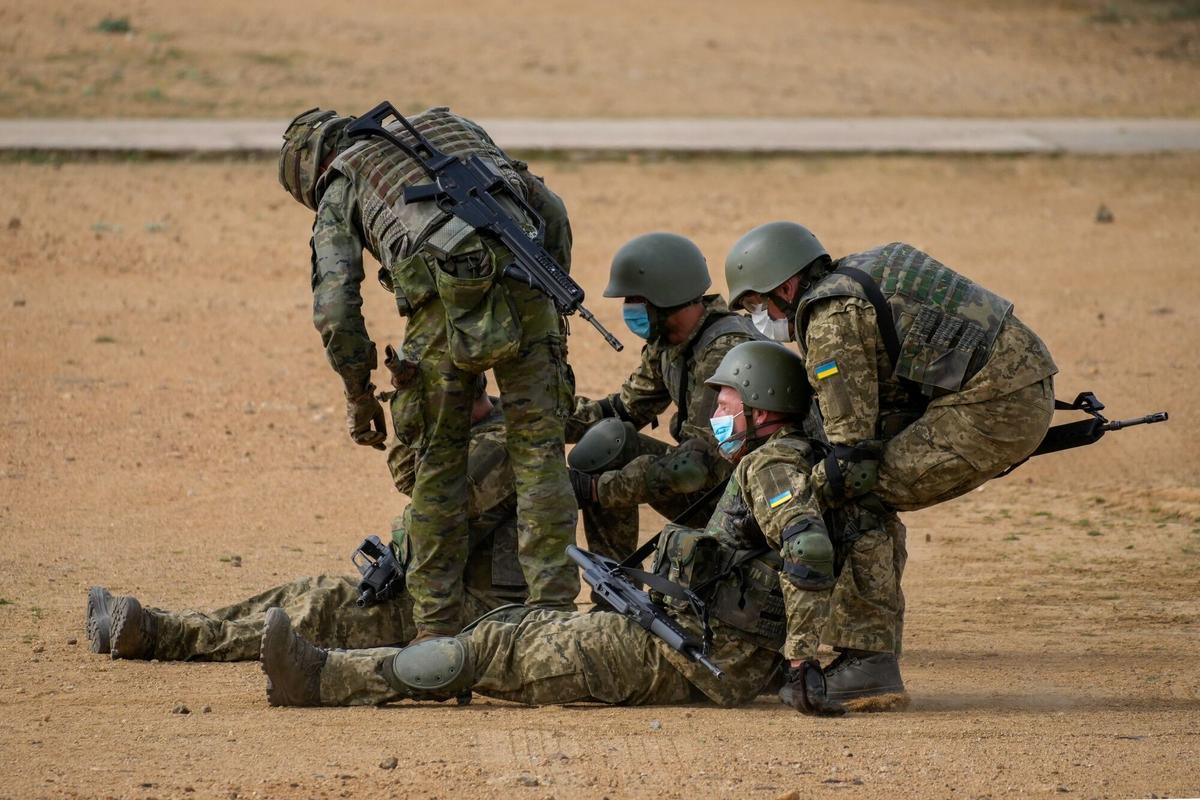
[0,154,1197,798]
[2,0,1199,120]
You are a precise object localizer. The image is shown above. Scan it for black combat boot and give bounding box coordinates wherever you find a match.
[260,608,327,707]
[823,649,909,711]
[779,660,846,717]
[110,596,159,660]
[86,586,119,654]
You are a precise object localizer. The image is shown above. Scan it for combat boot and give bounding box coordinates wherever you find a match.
[86,586,119,654]
[110,596,159,660]
[261,608,327,707]
[823,649,910,711]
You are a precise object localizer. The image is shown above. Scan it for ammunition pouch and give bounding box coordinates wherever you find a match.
[434,238,523,372]
[387,251,439,318]
[651,524,786,650]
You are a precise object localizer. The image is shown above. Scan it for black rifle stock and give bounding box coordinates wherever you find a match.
[346,102,623,352]
[351,535,405,608]
[567,544,724,679]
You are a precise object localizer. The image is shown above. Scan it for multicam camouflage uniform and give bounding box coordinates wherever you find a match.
[795,242,1058,512]
[565,296,758,559]
[311,107,578,634]
[287,426,892,708]
[113,407,526,661]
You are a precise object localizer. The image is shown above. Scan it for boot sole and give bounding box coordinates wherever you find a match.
[110,596,147,660]
[86,587,112,654]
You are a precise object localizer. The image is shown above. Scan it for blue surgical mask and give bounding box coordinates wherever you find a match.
[710,410,745,457]
[623,303,652,339]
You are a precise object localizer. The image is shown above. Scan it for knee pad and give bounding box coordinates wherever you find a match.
[385,637,474,701]
[651,446,710,495]
[569,418,640,473]
[780,519,836,590]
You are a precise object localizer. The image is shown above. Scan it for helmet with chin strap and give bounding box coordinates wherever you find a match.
[724,221,827,311]
[278,108,356,211]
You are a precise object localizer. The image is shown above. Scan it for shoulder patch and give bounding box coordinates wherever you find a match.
[814,359,839,380]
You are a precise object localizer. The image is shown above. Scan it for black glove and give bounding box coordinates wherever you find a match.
[568,468,598,506]
[778,659,845,717]
[345,383,387,450]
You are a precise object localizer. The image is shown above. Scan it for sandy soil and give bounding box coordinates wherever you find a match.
[0,153,1197,799]
[2,0,1199,120]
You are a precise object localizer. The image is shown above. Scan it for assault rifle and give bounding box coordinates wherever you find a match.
[351,535,405,608]
[568,544,724,679]
[1001,391,1168,477]
[346,102,623,352]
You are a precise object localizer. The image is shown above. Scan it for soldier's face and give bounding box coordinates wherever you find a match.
[714,387,748,437]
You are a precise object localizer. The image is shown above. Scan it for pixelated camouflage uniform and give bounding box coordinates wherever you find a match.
[310,426,896,707]
[565,297,759,560]
[795,243,1057,512]
[138,407,527,661]
[311,108,578,634]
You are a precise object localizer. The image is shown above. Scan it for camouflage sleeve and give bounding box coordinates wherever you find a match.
[741,448,832,660]
[311,175,376,393]
[564,344,670,442]
[801,297,880,445]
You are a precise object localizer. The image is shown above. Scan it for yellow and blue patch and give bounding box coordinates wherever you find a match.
[814,359,839,380]
[768,490,794,508]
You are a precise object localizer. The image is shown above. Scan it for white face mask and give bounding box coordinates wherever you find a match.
[748,303,792,342]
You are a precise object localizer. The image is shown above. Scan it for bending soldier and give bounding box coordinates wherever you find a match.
[565,233,762,562]
[278,107,579,639]
[724,222,1056,512]
[260,342,905,714]
[86,382,527,661]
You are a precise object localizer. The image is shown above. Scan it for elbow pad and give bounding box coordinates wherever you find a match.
[779,518,836,591]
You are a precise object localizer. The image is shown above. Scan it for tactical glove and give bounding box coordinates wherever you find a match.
[346,383,387,450]
[568,468,598,506]
[779,659,846,717]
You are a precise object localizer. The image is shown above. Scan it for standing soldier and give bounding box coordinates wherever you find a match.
[565,233,761,562]
[278,106,579,640]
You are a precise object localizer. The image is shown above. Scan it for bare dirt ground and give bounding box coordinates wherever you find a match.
[0,153,1197,799]
[2,0,1200,120]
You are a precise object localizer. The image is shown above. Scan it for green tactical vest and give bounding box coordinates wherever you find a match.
[660,307,762,443]
[796,242,1014,396]
[651,452,803,651]
[320,107,529,297]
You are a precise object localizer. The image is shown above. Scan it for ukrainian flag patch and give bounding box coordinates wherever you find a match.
[814,359,839,380]
[768,490,794,508]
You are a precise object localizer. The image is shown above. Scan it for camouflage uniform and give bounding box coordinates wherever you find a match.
[302,427,894,708]
[795,242,1058,512]
[565,296,758,559]
[129,407,527,661]
[311,108,579,634]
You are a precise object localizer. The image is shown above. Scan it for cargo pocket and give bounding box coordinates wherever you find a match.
[388,251,439,318]
[387,379,426,451]
[434,249,522,372]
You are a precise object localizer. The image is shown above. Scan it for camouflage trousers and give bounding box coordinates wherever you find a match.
[316,608,779,708]
[781,508,907,661]
[404,296,580,634]
[582,434,724,563]
[141,576,503,662]
[877,378,1054,512]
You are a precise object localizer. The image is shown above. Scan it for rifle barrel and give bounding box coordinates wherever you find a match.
[1103,411,1168,430]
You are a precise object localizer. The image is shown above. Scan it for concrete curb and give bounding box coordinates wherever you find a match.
[2,117,1199,155]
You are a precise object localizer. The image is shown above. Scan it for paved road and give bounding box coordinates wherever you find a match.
[2,117,1198,154]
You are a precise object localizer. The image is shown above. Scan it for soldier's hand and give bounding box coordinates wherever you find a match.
[778,659,845,717]
[568,468,598,506]
[345,384,387,450]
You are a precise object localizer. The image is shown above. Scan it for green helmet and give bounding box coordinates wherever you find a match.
[278,108,355,211]
[604,232,711,308]
[724,222,827,310]
[567,418,641,474]
[705,340,811,414]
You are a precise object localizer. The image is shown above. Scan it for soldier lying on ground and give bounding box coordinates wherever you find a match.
[564,232,762,563]
[85,382,528,661]
[260,342,906,714]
